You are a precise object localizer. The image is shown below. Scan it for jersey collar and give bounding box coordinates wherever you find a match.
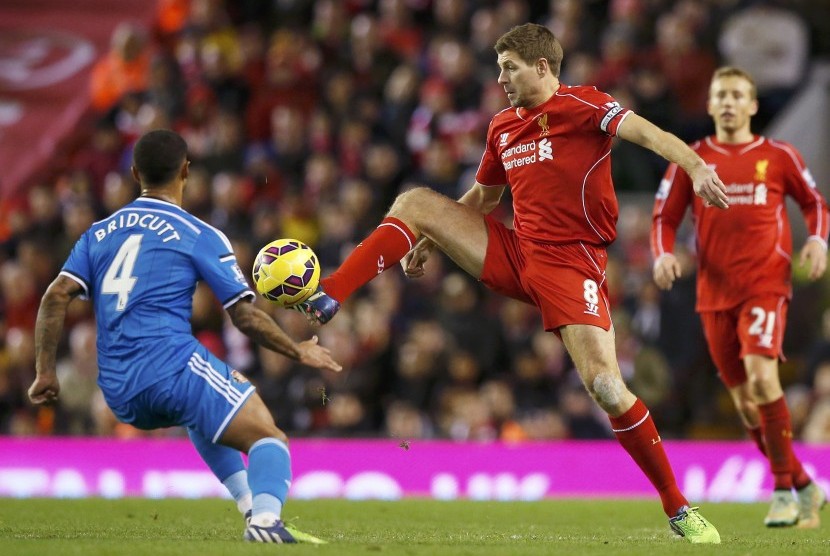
[134,196,183,210]
[517,86,562,121]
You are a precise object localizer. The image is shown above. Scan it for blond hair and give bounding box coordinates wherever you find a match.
[711,67,757,100]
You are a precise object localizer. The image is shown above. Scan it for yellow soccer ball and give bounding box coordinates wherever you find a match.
[252,238,321,307]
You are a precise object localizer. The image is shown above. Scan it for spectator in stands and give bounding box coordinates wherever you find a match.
[348,13,401,97]
[718,0,810,131]
[613,307,672,412]
[403,139,462,199]
[431,0,470,38]
[71,121,126,197]
[469,7,505,75]
[592,23,638,91]
[438,389,497,441]
[378,64,421,152]
[245,28,321,141]
[377,0,423,63]
[510,351,562,413]
[54,321,99,435]
[516,407,569,440]
[643,11,717,141]
[89,23,152,113]
[385,399,434,440]
[479,379,525,440]
[560,382,612,439]
[5,328,38,435]
[802,363,830,443]
[1,261,40,332]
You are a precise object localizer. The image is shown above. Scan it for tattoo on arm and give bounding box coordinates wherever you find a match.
[229,301,300,360]
[35,279,79,377]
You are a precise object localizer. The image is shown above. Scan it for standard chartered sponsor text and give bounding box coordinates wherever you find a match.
[501,141,536,159]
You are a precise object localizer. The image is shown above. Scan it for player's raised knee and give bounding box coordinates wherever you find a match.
[392,186,441,212]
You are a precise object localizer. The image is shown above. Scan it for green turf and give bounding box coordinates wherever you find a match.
[0,498,828,555]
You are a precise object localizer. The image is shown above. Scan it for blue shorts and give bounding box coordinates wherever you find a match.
[110,345,256,443]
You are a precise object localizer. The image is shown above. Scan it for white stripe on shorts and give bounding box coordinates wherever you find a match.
[212,387,255,443]
[188,353,242,404]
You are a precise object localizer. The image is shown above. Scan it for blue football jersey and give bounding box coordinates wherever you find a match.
[60,197,254,406]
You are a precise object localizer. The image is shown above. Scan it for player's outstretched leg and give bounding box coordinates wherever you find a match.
[796,482,827,529]
[669,507,721,544]
[293,284,341,324]
[295,216,417,324]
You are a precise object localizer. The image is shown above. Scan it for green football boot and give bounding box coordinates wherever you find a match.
[669,506,721,544]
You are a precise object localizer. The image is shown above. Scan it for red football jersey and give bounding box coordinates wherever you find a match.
[651,136,829,311]
[476,85,630,245]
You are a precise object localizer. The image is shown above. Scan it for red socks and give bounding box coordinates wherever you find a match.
[610,399,688,517]
[746,426,767,456]
[321,217,416,303]
[758,397,804,490]
[748,421,810,489]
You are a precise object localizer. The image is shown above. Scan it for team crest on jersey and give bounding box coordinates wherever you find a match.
[231,370,249,384]
[537,113,549,136]
[231,263,246,284]
[499,132,510,146]
[754,159,769,181]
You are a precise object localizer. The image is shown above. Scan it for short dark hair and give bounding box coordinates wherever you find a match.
[133,129,188,187]
[495,23,563,78]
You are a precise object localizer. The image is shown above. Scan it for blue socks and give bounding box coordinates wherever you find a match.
[190,428,292,525]
[223,470,252,514]
[187,428,251,513]
[248,437,292,524]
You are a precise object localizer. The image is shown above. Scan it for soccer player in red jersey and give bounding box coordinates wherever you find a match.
[299,23,727,542]
[651,66,828,528]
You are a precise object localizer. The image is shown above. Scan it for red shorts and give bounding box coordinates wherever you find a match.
[480,216,612,331]
[699,295,788,388]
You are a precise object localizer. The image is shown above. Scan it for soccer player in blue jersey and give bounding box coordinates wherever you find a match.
[28,129,341,544]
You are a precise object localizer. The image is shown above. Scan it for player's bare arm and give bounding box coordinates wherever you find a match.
[800,237,828,281]
[402,182,505,278]
[652,253,682,291]
[29,275,83,405]
[226,299,342,372]
[617,113,729,209]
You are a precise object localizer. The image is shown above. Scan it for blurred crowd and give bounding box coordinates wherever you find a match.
[2,0,830,444]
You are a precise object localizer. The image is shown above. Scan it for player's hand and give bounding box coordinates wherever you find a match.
[653,253,681,290]
[28,374,60,405]
[799,238,828,281]
[402,238,434,278]
[691,165,729,209]
[297,335,342,373]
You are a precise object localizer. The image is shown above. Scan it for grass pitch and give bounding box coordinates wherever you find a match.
[1,498,828,555]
